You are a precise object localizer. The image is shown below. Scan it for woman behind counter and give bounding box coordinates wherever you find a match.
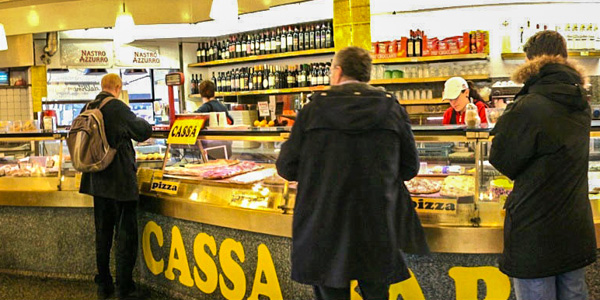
[442,77,488,125]
[195,80,234,125]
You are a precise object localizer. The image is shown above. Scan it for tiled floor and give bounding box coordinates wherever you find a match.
[0,273,171,300]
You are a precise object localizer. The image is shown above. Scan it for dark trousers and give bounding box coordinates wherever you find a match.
[313,282,389,300]
[93,196,138,293]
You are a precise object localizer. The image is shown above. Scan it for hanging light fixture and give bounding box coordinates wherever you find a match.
[0,24,8,51]
[209,0,238,22]
[114,2,135,45]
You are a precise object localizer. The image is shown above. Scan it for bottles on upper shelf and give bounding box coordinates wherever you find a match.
[208,62,331,93]
[195,21,334,63]
[507,20,600,52]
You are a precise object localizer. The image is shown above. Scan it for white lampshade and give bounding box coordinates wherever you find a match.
[114,11,135,45]
[210,0,238,22]
[0,24,7,51]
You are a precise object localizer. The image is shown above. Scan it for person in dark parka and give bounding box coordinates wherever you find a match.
[489,31,596,300]
[79,74,152,300]
[276,46,428,300]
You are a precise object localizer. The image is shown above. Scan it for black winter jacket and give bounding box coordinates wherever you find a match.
[276,82,428,288]
[79,91,153,201]
[490,56,597,278]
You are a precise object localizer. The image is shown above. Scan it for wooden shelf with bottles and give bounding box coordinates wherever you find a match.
[501,51,600,60]
[189,85,329,97]
[373,53,488,64]
[399,98,448,105]
[188,48,335,68]
[370,74,489,85]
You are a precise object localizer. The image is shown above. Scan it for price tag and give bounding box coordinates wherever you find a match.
[412,197,457,214]
[581,51,590,56]
[258,101,270,117]
[167,119,205,145]
[150,178,180,195]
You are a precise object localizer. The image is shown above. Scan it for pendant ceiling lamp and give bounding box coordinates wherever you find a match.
[114,2,135,45]
[210,0,239,22]
[0,24,7,51]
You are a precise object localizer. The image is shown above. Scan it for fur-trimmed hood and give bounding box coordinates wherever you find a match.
[511,55,589,111]
[512,55,587,85]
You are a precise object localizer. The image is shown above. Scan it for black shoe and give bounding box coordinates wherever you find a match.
[97,284,115,299]
[117,286,148,300]
[95,275,115,300]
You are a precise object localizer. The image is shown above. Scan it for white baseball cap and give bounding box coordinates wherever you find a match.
[442,77,469,100]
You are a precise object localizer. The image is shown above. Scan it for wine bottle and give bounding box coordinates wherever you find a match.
[293,26,299,51]
[326,23,332,48]
[265,31,271,54]
[304,25,311,50]
[299,26,305,51]
[310,25,316,49]
[315,24,321,49]
[320,23,326,49]
[287,26,294,52]
[281,27,287,53]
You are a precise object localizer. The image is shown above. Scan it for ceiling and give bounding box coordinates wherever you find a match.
[0,0,309,36]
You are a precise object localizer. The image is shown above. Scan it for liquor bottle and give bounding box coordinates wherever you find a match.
[323,63,330,85]
[241,36,247,57]
[224,72,229,92]
[293,26,299,51]
[275,29,282,53]
[196,43,202,63]
[274,66,280,88]
[258,65,264,90]
[236,69,242,92]
[298,65,306,87]
[407,30,414,57]
[286,66,293,88]
[271,31,277,54]
[325,23,332,48]
[249,34,255,56]
[243,68,249,91]
[299,26,305,51]
[190,74,197,95]
[207,41,213,62]
[260,33,266,55]
[315,24,322,49]
[210,72,219,91]
[281,27,287,53]
[310,64,317,86]
[320,23,327,49]
[415,29,422,57]
[317,64,324,85]
[268,66,276,89]
[309,25,315,50]
[198,73,203,84]
[225,38,231,59]
[265,31,271,54]
[255,33,261,55]
[236,35,242,58]
[304,25,311,50]
[287,26,294,52]
[262,65,269,90]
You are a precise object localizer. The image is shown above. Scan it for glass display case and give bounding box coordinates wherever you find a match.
[139,128,293,212]
[138,125,600,227]
[0,132,66,191]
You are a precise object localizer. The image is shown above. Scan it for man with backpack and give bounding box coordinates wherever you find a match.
[77,73,152,300]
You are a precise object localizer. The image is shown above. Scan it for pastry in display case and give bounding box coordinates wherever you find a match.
[142,125,294,212]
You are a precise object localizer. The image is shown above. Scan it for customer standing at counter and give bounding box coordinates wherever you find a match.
[441,77,488,124]
[79,74,153,300]
[489,31,596,300]
[194,80,233,125]
[276,46,428,300]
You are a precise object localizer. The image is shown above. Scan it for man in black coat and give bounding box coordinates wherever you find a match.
[276,46,428,300]
[490,31,597,300]
[79,73,152,300]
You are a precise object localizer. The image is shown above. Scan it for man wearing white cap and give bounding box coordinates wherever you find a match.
[441,77,487,125]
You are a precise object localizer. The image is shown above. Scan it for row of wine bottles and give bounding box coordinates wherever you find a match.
[188,63,331,94]
[196,22,334,63]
